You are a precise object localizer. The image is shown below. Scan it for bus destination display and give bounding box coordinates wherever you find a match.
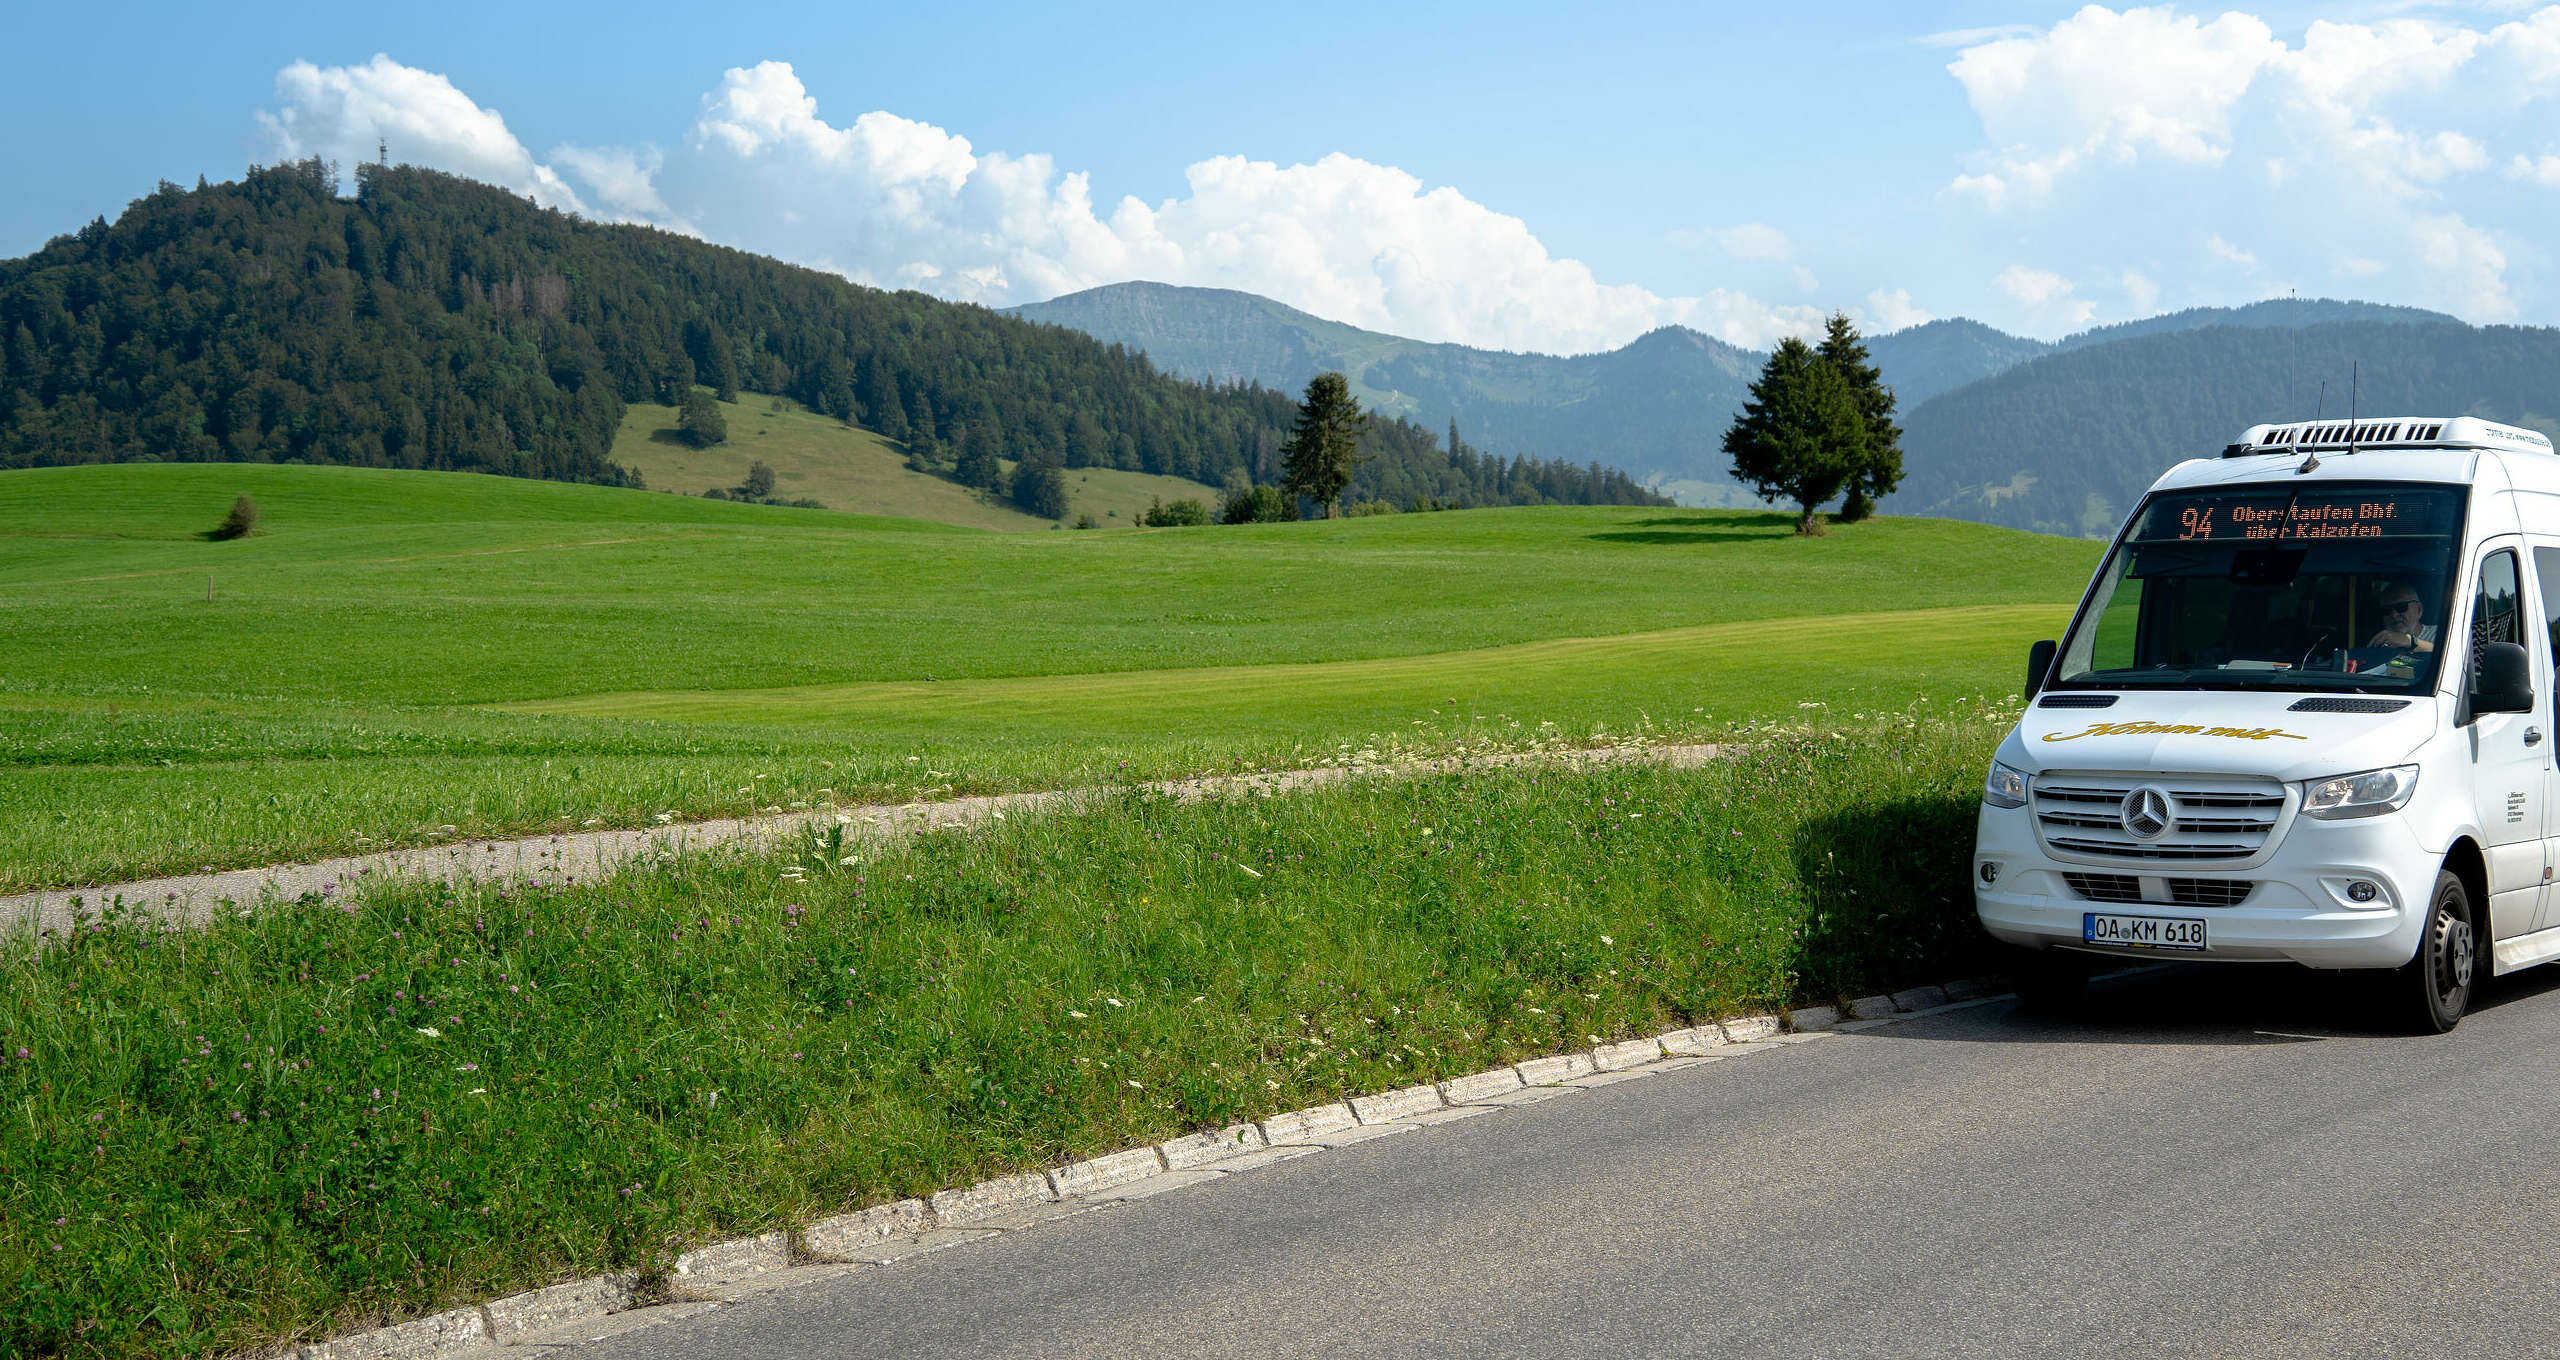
[2137,488,2458,545]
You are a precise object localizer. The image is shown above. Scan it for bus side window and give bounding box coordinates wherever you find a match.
[2534,548,2560,714]
[2475,550,2523,667]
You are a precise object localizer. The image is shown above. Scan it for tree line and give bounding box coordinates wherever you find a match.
[0,161,1665,512]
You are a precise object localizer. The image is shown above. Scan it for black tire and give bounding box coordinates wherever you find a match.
[2012,949,2088,1014]
[2387,869,2477,1035]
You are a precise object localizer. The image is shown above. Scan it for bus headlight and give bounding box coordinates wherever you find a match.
[2300,765,2419,820]
[1983,760,2029,809]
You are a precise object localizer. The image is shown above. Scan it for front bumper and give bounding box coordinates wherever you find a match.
[1972,800,2433,971]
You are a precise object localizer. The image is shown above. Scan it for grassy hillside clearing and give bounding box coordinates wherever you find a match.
[1,718,2003,1360]
[0,463,2098,888]
[608,393,1215,530]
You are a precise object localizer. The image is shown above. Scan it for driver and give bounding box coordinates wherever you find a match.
[2367,580,2437,653]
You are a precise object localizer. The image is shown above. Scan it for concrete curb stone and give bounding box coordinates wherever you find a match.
[1590,1037,1665,1071]
[1347,1082,1446,1124]
[1469,1084,1580,1107]
[1188,1143,1322,1172]
[1516,1053,1596,1085]
[1846,994,1900,1020]
[1437,1069,1526,1104]
[298,1305,490,1359]
[480,1274,637,1346]
[929,1172,1055,1226]
[1658,1026,1728,1057]
[672,1231,788,1282]
[1258,1102,1360,1144]
[1101,1169,1229,1201]
[799,1199,930,1261]
[1892,985,1951,1012]
[1721,1014,1781,1042]
[1158,1123,1266,1170]
[1309,1122,1415,1147]
[1047,1147,1167,1198]
[1786,1004,1842,1032]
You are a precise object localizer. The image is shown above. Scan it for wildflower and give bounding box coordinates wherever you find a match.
[458,1063,478,1072]
[1600,935,1613,946]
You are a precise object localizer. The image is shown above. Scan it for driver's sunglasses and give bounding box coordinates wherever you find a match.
[2384,600,2421,613]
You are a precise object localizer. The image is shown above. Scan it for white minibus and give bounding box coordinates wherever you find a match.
[1975,416,2560,1031]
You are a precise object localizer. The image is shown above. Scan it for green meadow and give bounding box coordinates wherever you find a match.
[2,720,2004,1359]
[0,463,2100,889]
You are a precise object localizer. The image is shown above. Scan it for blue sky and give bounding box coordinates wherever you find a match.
[7,1,2556,351]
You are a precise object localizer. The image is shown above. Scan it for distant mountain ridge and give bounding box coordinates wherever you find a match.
[1011,283,2464,507]
[1890,320,2560,537]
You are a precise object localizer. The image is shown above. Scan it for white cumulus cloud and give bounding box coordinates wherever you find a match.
[1997,264,2098,329]
[258,55,589,215]
[1943,5,2560,325]
[259,56,1843,355]
[1860,287,1934,332]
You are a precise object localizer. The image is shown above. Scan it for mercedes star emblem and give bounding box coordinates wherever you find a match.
[2120,786,2176,841]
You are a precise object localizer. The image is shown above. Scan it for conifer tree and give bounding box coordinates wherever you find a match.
[1722,338,1867,536]
[1817,313,1902,522]
[1282,371,1365,518]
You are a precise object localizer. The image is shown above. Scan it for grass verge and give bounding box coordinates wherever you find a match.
[1,712,2003,1358]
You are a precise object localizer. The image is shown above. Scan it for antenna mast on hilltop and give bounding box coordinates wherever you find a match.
[378,138,388,166]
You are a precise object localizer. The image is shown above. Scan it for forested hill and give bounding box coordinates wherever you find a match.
[0,162,1665,510]
[1891,320,2560,537]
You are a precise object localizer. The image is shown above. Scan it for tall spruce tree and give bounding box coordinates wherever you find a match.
[1282,371,1365,517]
[1723,338,1867,536]
[1817,313,1902,522]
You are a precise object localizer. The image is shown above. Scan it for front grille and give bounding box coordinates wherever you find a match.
[2063,872,2143,903]
[2166,878,2254,907]
[2032,773,2287,863]
[2039,694,2120,709]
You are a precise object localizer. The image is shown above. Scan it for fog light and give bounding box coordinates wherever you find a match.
[1979,861,2000,885]
[2347,880,2380,903]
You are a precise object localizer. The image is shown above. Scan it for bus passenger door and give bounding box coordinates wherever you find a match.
[2468,546,2547,939]
[2533,547,2560,932]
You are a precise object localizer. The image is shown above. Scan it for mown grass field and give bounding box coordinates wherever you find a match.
[609,392,1218,529]
[0,462,2100,889]
[1,718,2005,1360]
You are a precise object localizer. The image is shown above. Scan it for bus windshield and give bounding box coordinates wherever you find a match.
[2053,482,2469,693]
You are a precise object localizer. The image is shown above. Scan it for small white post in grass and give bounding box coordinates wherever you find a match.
[206,572,214,603]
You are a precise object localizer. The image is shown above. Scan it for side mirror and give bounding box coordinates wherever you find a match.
[2471,641,2535,716]
[2025,639,2057,700]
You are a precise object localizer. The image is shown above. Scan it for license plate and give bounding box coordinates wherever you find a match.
[2082,913,2208,951]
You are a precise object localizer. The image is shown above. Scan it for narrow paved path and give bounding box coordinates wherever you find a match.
[3,742,1723,938]
[571,965,2560,1360]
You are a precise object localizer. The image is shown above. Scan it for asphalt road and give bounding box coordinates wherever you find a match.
[581,966,2560,1360]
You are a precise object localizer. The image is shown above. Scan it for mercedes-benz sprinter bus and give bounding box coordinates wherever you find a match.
[1975,416,2560,1032]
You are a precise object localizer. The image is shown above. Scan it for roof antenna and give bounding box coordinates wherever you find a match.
[2347,360,2360,457]
[2298,377,2326,474]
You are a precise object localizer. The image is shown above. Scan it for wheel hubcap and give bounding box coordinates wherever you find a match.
[2435,898,2475,1001]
